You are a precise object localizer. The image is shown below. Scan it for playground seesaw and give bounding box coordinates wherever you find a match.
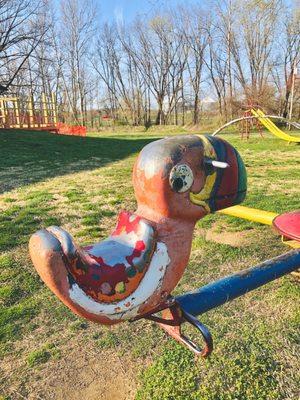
[29,135,300,357]
[219,205,300,249]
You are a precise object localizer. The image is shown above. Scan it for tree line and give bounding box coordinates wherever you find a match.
[0,0,299,127]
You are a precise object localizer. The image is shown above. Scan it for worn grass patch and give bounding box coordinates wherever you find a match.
[0,129,299,400]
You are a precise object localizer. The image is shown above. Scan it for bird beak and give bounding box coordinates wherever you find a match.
[204,159,230,169]
[190,135,247,212]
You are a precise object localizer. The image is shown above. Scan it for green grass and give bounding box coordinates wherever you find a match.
[0,128,299,399]
[26,343,60,367]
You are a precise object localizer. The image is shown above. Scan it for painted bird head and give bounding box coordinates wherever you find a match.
[133,134,247,222]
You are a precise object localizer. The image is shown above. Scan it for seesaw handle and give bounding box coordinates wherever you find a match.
[145,302,213,357]
[180,308,213,357]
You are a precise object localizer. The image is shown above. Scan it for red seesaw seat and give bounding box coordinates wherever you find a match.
[273,211,300,243]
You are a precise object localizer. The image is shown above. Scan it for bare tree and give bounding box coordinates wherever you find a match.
[1,0,297,128]
[229,0,282,105]
[180,5,209,124]
[121,15,186,125]
[60,0,96,125]
[280,9,300,117]
[0,0,49,93]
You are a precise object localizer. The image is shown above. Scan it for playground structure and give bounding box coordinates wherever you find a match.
[213,108,300,143]
[0,93,86,136]
[251,108,300,143]
[29,134,300,357]
[240,109,264,139]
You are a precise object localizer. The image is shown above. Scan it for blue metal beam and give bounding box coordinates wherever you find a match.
[176,250,300,316]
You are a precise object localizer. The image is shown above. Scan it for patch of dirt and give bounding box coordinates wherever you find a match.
[2,331,138,400]
[199,223,255,247]
[34,348,136,400]
[206,229,253,247]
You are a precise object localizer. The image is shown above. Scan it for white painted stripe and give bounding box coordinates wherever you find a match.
[68,242,170,320]
[211,160,229,169]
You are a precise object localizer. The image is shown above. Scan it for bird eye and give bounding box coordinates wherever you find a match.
[169,164,194,193]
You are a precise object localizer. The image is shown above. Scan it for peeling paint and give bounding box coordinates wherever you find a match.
[68,242,170,320]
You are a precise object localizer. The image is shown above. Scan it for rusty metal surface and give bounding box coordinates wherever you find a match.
[146,302,213,357]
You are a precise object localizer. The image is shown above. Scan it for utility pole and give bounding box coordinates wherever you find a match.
[227,0,233,120]
[288,61,297,129]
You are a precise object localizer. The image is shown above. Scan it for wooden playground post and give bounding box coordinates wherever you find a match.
[0,99,5,127]
[51,92,58,125]
[3,99,9,127]
[288,62,297,130]
[42,93,48,127]
[13,98,20,128]
[28,95,35,128]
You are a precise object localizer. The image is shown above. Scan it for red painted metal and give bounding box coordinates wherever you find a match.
[273,211,300,242]
[145,302,213,357]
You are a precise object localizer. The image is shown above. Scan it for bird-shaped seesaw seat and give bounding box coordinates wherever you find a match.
[29,135,247,329]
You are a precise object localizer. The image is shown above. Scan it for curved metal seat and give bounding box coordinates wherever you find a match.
[40,211,156,304]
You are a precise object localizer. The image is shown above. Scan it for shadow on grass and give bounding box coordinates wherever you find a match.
[0,129,155,194]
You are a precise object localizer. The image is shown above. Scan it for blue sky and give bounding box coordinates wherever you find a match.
[98,0,193,23]
[89,0,296,24]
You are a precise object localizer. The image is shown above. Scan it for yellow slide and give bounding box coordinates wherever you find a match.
[251,108,300,143]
